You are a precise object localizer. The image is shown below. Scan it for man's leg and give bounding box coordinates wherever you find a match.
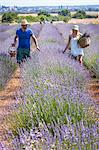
[16,48,24,65]
[23,49,31,60]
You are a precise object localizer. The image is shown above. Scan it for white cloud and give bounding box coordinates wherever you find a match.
[0,0,99,6]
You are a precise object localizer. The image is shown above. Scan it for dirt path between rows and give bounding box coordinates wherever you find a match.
[87,79,99,122]
[0,67,21,148]
[88,78,99,119]
[88,79,99,105]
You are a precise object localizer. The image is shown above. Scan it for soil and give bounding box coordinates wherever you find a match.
[0,67,21,148]
[88,79,99,104]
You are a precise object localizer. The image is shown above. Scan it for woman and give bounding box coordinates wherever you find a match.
[63,25,84,65]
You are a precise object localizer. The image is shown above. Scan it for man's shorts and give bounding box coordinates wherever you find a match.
[17,48,30,63]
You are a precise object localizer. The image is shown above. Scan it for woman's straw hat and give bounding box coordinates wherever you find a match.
[72,25,79,31]
[21,19,29,25]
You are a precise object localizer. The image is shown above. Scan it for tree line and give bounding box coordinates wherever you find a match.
[1,9,98,23]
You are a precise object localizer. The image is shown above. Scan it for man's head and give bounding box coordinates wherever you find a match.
[21,19,29,30]
[72,25,79,35]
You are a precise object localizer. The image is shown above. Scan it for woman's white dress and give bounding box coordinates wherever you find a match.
[71,36,84,57]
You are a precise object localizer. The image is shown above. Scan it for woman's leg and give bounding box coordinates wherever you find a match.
[78,55,83,65]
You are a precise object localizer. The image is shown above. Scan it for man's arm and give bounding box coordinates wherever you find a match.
[32,35,40,51]
[63,35,71,53]
[12,35,18,47]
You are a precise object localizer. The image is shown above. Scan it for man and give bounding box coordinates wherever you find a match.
[12,19,40,65]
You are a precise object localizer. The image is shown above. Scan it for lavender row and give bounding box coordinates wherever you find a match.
[0,24,16,32]
[0,23,43,150]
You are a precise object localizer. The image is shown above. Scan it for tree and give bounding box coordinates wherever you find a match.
[2,12,18,23]
[73,10,87,19]
[58,9,71,17]
[38,15,46,22]
[38,11,50,17]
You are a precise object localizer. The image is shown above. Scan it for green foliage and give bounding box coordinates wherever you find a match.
[8,92,86,135]
[2,12,18,23]
[63,16,71,23]
[18,15,39,23]
[73,10,87,19]
[1,11,71,23]
[38,11,50,17]
[84,54,99,78]
[38,15,46,22]
[17,14,70,23]
[58,9,71,17]
[86,15,98,18]
[51,16,60,22]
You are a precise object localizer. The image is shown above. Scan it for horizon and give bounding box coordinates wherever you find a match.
[1,4,99,7]
[0,0,99,7]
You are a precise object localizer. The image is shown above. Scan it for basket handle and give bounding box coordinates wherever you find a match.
[8,45,16,53]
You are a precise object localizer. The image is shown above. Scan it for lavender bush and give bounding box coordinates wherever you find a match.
[0,53,17,90]
[0,142,10,150]
[30,23,42,37]
[0,24,16,32]
[0,25,19,42]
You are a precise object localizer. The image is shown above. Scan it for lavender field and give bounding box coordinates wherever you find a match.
[0,23,99,150]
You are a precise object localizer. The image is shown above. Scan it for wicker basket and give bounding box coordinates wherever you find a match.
[8,46,16,57]
[78,36,91,48]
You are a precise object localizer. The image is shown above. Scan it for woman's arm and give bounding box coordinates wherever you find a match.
[63,35,71,53]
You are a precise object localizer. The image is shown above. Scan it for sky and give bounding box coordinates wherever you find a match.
[0,0,99,6]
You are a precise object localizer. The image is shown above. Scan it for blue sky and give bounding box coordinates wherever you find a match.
[0,0,99,6]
